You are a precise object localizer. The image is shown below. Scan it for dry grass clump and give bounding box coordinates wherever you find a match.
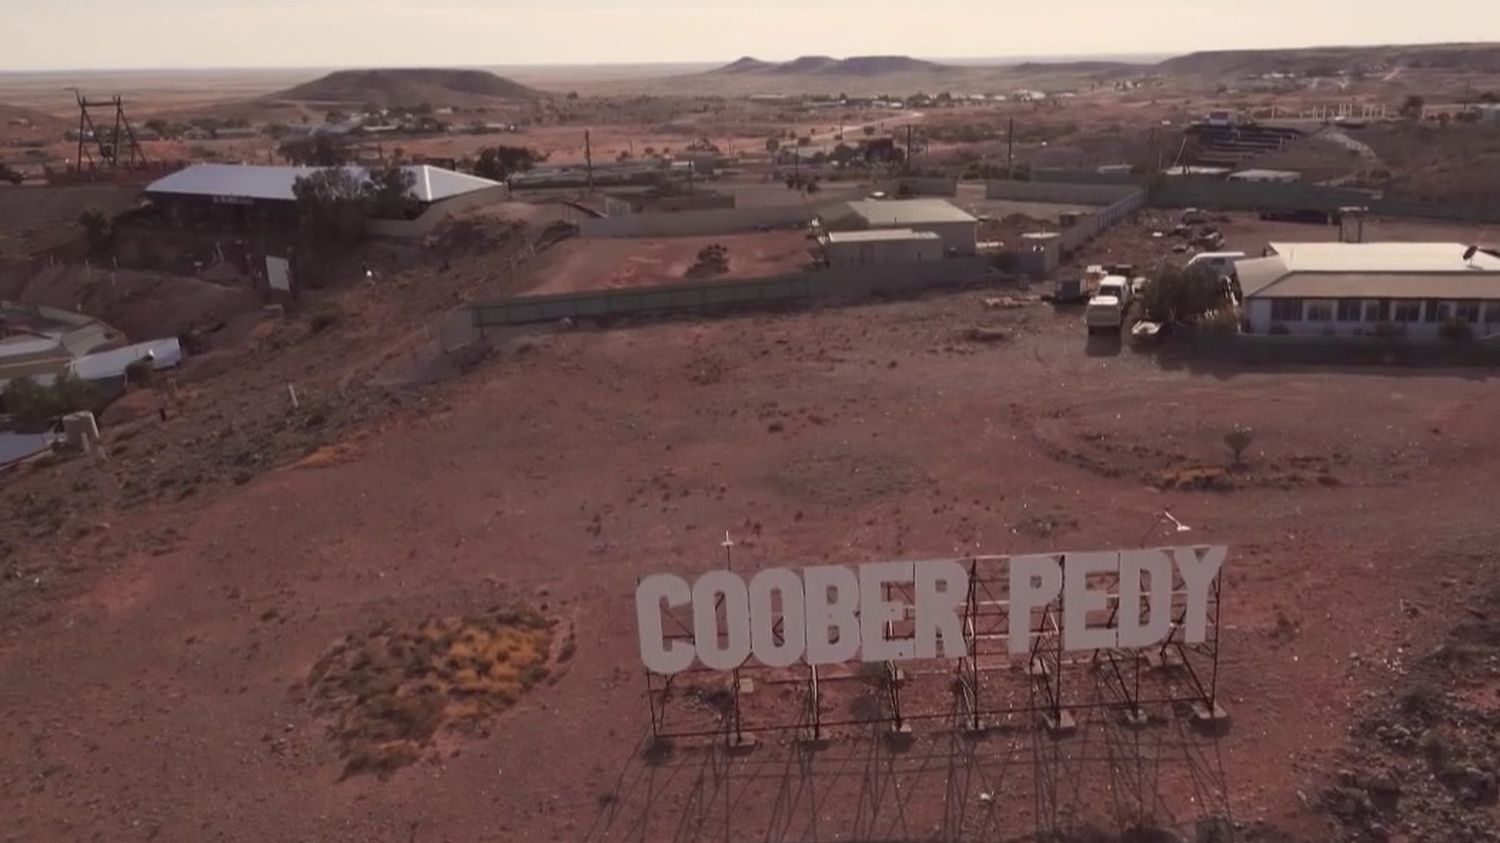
[309,609,554,778]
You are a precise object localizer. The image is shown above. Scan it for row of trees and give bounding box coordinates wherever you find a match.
[291,166,417,242]
[277,135,539,185]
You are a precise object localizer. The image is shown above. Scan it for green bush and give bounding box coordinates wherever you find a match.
[1198,308,1241,336]
[1439,317,1474,342]
[124,358,154,386]
[2,373,101,432]
[1371,320,1403,339]
[78,208,113,255]
[1268,323,1290,335]
[1143,263,1229,324]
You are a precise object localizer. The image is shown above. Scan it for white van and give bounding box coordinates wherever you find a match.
[1185,251,1246,275]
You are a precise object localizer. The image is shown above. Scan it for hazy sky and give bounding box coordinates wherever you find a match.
[6,0,1500,70]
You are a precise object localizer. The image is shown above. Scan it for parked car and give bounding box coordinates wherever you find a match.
[1084,275,1132,336]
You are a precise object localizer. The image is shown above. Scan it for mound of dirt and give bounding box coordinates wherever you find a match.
[749,55,952,76]
[274,68,543,106]
[1316,584,1500,841]
[820,55,951,76]
[713,57,774,75]
[7,265,258,343]
[770,56,839,74]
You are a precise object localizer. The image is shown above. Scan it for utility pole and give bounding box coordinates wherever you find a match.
[906,124,914,172]
[584,130,594,193]
[1006,117,1015,178]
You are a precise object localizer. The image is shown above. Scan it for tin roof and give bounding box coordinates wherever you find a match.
[835,199,978,227]
[826,229,941,243]
[146,164,501,204]
[1240,242,1500,300]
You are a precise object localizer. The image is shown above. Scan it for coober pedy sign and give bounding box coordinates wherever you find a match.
[636,545,1228,674]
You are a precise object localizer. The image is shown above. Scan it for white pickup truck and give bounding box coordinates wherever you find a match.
[1084,275,1132,336]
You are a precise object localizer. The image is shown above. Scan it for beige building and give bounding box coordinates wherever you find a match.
[1238,242,1500,337]
[820,199,978,256]
[821,229,943,268]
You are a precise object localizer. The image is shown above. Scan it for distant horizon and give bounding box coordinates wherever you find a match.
[1,41,1496,76]
[0,51,1172,76]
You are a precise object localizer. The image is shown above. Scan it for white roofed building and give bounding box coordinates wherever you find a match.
[1237,242,1500,337]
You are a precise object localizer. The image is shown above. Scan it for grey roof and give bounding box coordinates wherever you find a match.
[146,164,502,204]
[0,433,53,468]
[839,198,978,226]
[826,228,941,243]
[1240,243,1500,300]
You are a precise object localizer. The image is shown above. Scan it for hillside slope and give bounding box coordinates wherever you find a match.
[1156,42,1500,77]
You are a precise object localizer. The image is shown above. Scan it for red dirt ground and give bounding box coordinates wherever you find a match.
[513,230,815,295]
[0,246,1494,834]
[2,213,1499,842]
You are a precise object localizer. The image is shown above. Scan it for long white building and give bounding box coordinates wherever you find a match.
[1238,242,1500,338]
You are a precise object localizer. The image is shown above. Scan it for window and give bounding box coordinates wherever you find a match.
[1336,299,1362,322]
[1270,298,1303,321]
[1455,301,1482,323]
[1485,303,1500,325]
[1393,301,1422,322]
[1305,300,1333,322]
[1363,300,1385,322]
[1425,300,1449,323]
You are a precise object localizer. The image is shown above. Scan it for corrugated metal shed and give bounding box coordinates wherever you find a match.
[146,164,502,204]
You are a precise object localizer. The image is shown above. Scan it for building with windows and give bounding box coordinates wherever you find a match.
[1237,242,1500,337]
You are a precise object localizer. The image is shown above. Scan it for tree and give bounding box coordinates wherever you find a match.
[279,133,349,166]
[78,208,113,255]
[326,108,349,124]
[1224,427,1253,468]
[829,143,858,165]
[0,163,22,185]
[292,167,370,243]
[472,145,537,181]
[1399,95,1426,119]
[1140,263,1225,324]
[2,373,100,433]
[764,137,780,154]
[367,165,417,220]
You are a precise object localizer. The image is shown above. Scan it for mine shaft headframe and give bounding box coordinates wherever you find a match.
[72,90,148,173]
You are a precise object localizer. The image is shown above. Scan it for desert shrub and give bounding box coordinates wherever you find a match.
[2,373,101,432]
[1439,317,1474,342]
[78,208,113,255]
[1142,263,1227,324]
[292,167,369,243]
[1224,426,1253,466]
[1198,308,1241,336]
[124,358,153,386]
